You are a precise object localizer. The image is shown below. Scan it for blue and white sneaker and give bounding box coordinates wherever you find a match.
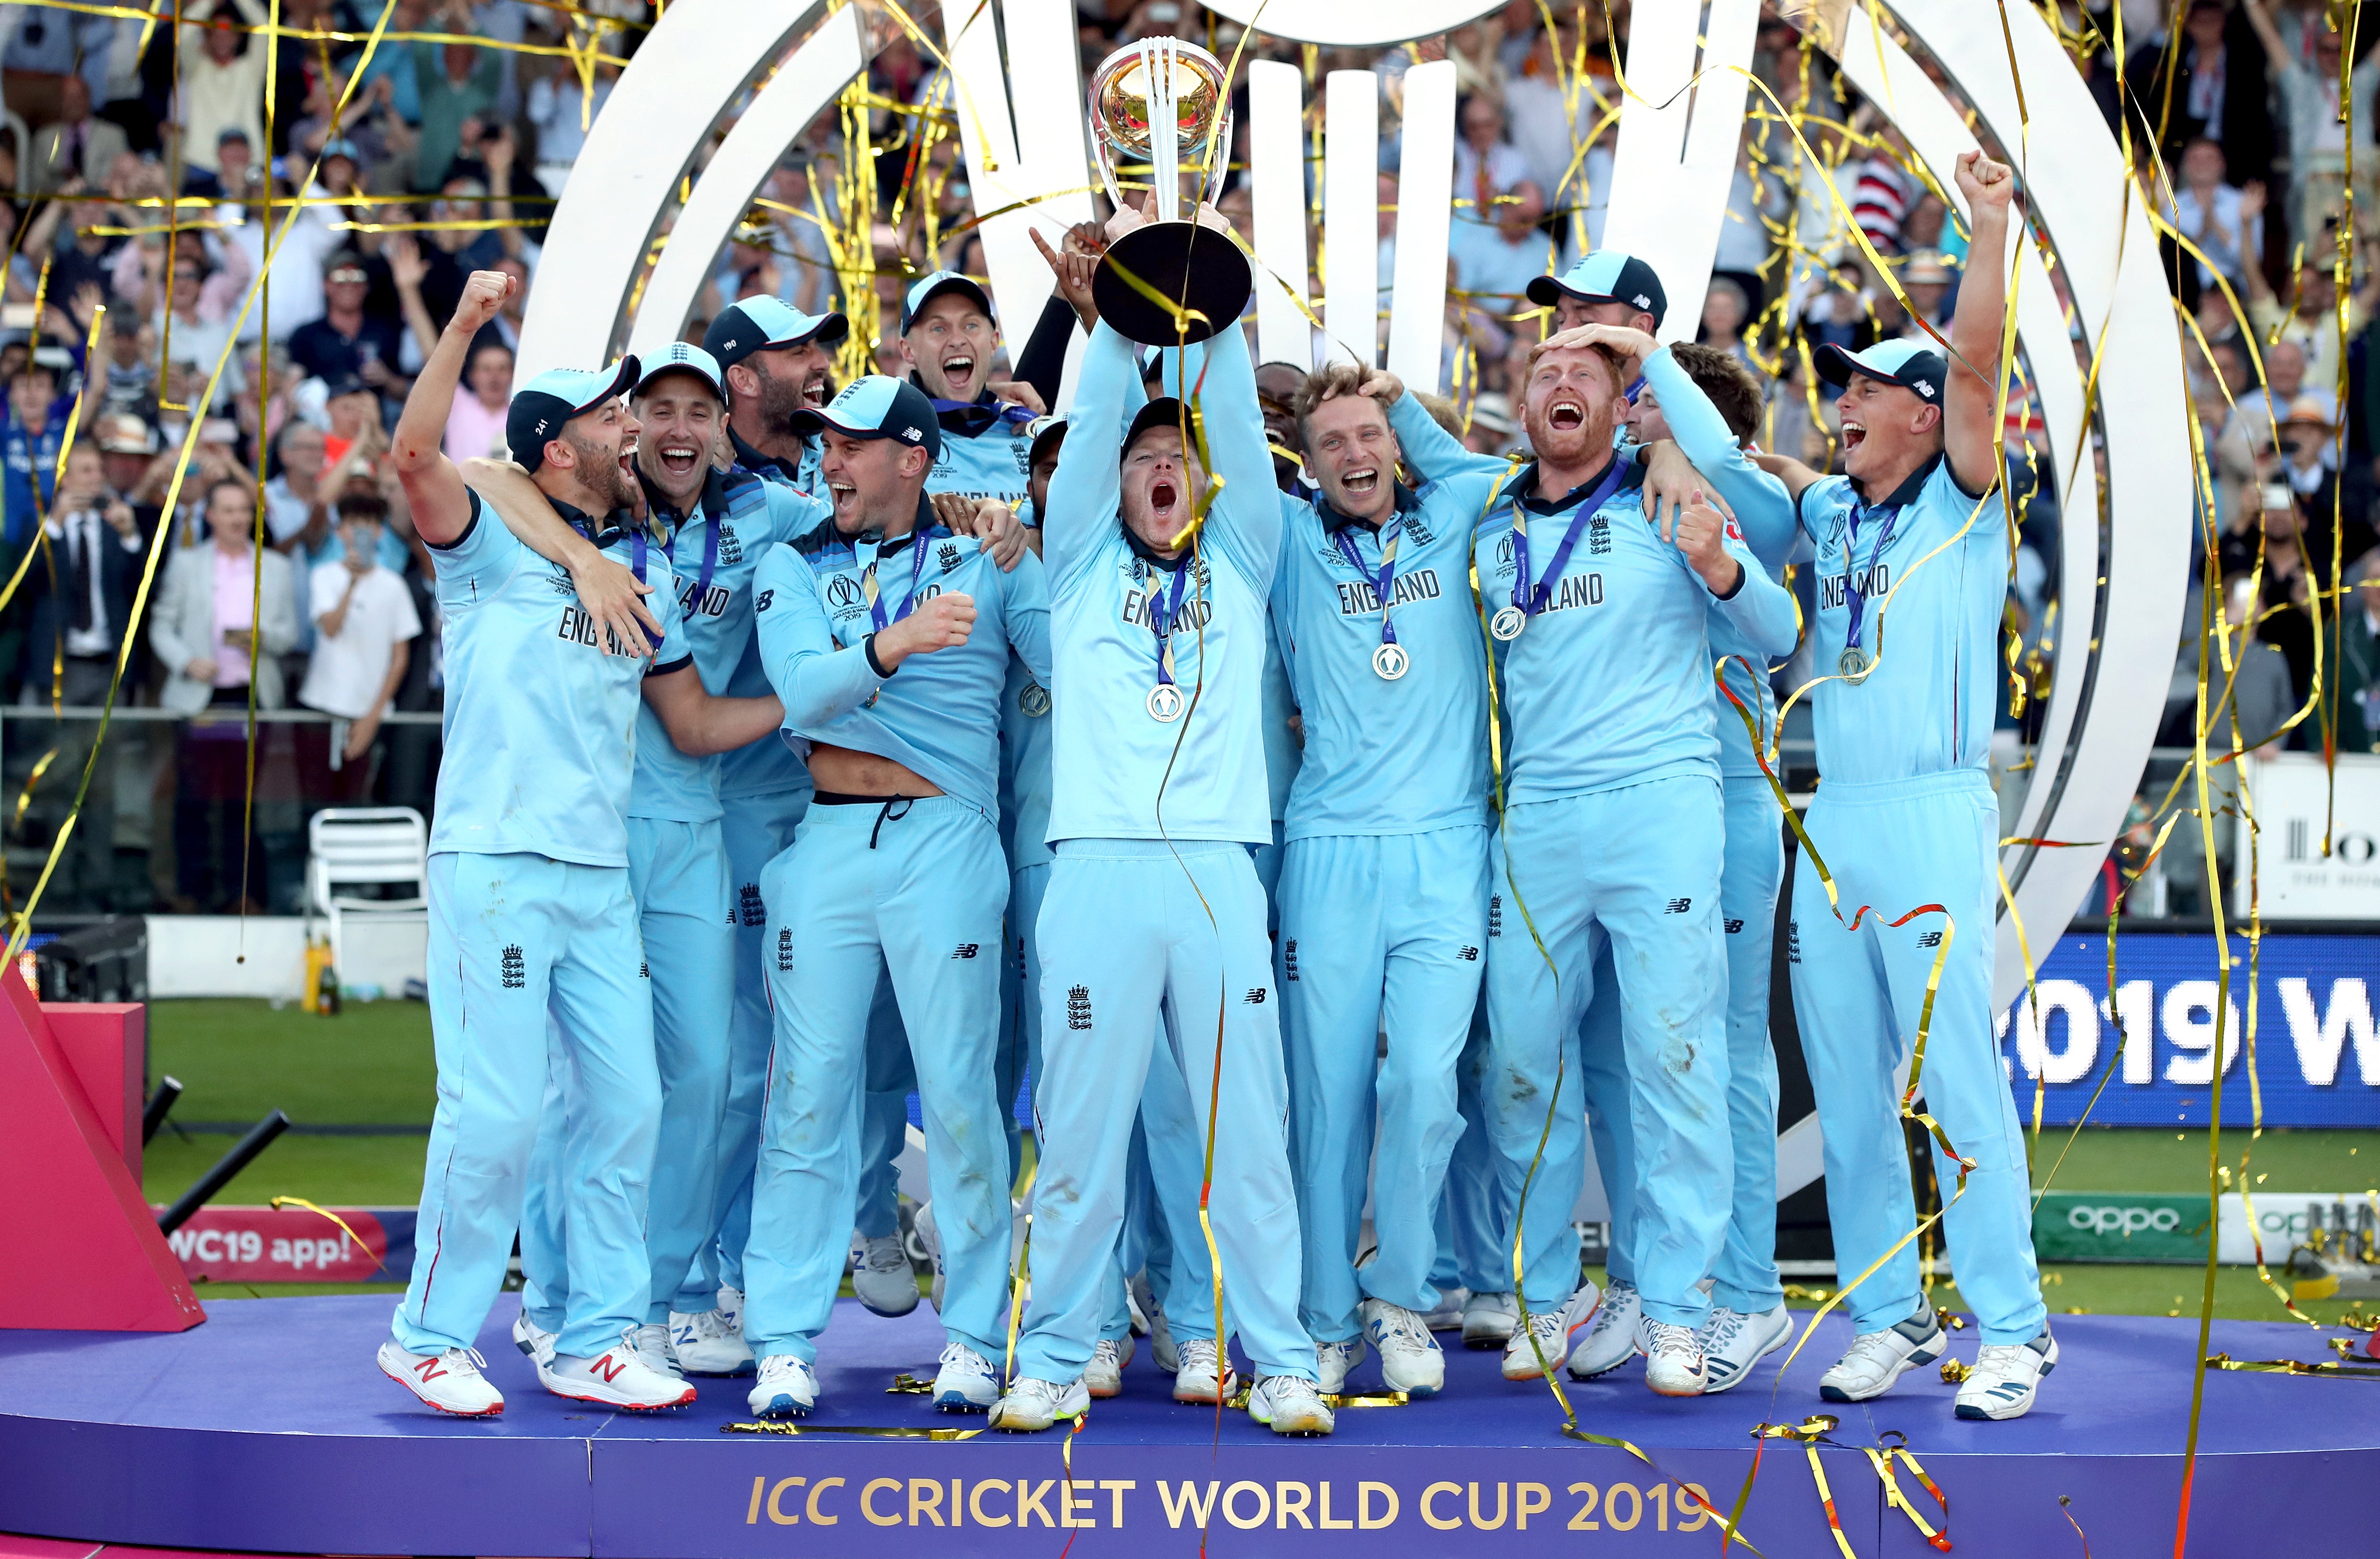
[1361,1298,1444,1396]
[1954,1328,2057,1420]
[748,1354,819,1419]
[1697,1303,1790,1395]
[932,1342,1000,1412]
[1819,1302,1945,1403]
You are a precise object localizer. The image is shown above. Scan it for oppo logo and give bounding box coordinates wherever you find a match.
[2066,1204,2183,1236]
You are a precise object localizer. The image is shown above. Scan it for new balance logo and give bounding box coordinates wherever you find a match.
[412,1357,446,1382]
[1918,930,1943,949]
[1066,985,1093,1031]
[739,883,765,927]
[592,1353,628,1384]
[1458,946,1479,961]
[499,944,525,989]
[1283,939,1299,982]
[775,928,793,972]
[1245,988,1268,1004]
[1724,918,1745,935]
[1665,897,1692,914]
[952,943,980,959]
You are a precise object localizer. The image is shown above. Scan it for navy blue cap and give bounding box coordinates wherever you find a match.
[704,296,849,369]
[1125,397,1187,457]
[901,270,996,334]
[633,342,726,402]
[790,375,942,461]
[506,356,639,473]
[1526,249,1668,328]
[1813,338,1948,405]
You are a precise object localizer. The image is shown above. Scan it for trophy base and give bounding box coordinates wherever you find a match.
[1093,219,1253,346]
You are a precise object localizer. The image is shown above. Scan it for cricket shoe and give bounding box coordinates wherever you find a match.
[932,1342,1000,1412]
[1462,1290,1519,1348]
[989,1375,1088,1432]
[1421,1285,1469,1331]
[1697,1303,1791,1395]
[1173,1337,1239,1404]
[511,1312,556,1368]
[1361,1298,1445,1396]
[1819,1303,1946,1403]
[1954,1329,2058,1421]
[379,1341,502,1416]
[633,1322,682,1379]
[1084,1336,1133,1397]
[748,1354,819,1419]
[1502,1282,1600,1381]
[1315,1336,1366,1394]
[540,1329,696,1410]
[1247,1374,1335,1436]
[670,1304,754,1376]
[1566,1278,1640,1379]
[915,1200,946,1313]
[851,1231,920,1317]
[1638,1316,1706,1397]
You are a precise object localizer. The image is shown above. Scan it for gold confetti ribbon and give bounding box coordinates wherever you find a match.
[720,1420,985,1440]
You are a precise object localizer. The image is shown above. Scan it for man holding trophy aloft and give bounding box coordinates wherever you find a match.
[990,37,1332,1438]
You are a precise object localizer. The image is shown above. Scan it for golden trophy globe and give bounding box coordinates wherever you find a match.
[1086,38,1252,345]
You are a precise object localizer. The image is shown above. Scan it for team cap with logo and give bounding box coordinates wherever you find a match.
[634,342,726,401]
[703,295,849,369]
[506,357,639,473]
[1813,338,1948,404]
[790,374,944,461]
[1525,249,1668,329]
[901,270,997,334]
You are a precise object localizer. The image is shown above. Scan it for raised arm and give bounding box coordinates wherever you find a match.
[2240,0,2292,74]
[391,270,506,546]
[1380,374,1508,484]
[1042,320,1134,583]
[459,456,661,657]
[1164,308,1280,589]
[1945,150,2013,498]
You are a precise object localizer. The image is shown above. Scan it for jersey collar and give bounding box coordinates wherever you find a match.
[1317,480,1418,533]
[637,464,730,537]
[730,425,806,486]
[1853,451,1942,512]
[917,381,1034,438]
[1510,452,1641,516]
[551,496,639,550]
[858,493,941,556]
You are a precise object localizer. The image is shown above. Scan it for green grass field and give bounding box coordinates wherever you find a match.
[142,999,2378,1324]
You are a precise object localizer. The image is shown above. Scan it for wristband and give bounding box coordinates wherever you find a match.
[863,632,894,678]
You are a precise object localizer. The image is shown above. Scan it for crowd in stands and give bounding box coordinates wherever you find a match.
[0,0,2369,919]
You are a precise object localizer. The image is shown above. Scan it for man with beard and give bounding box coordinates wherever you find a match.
[740,376,1050,1418]
[461,344,833,1383]
[1384,334,1795,1397]
[1751,151,2053,1422]
[377,273,785,1416]
[1263,362,1490,1400]
[706,295,847,493]
[989,201,1331,1439]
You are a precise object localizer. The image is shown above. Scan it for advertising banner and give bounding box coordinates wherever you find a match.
[154,1206,416,1284]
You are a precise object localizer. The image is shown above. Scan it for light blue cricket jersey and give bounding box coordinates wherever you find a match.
[1269,480,1489,841]
[1042,320,1279,847]
[629,469,831,824]
[719,436,832,801]
[927,400,1035,507]
[1798,455,2006,785]
[1386,394,1797,804]
[1636,346,1803,778]
[1262,614,1301,826]
[753,503,1052,824]
[996,501,1057,873]
[427,491,689,866]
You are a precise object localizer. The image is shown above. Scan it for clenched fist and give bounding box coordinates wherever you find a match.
[874,591,976,668]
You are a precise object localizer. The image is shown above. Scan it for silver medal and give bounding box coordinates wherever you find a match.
[1019,682,1051,718]
[1837,646,1872,684]
[1489,606,1525,642]
[1372,642,1410,681]
[1146,683,1185,723]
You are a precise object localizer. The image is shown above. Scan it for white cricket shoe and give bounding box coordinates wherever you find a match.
[932,1342,1000,1412]
[1173,1336,1238,1404]
[748,1354,819,1419]
[1315,1336,1366,1394]
[1566,1277,1640,1379]
[1084,1337,1130,1398]
[1361,1298,1445,1397]
[670,1305,754,1376]
[540,1329,697,1410]
[511,1312,556,1368]
[1421,1285,1469,1331]
[379,1341,503,1417]
[1819,1304,1946,1403]
[1954,1329,2058,1421]
[1502,1281,1600,1381]
[1638,1316,1706,1397]
[1698,1303,1791,1395]
[989,1375,1088,1432]
[633,1322,681,1379]
[1461,1290,1519,1349]
[915,1200,946,1313]
[851,1231,920,1317]
[1246,1374,1335,1436]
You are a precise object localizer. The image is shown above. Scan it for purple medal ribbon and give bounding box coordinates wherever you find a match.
[1510,458,1628,622]
[1332,517,1404,649]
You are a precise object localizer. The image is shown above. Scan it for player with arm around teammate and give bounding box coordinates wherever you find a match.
[1753,150,2053,1421]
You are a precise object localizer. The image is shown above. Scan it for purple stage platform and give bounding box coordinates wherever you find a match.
[1,1295,2372,1557]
